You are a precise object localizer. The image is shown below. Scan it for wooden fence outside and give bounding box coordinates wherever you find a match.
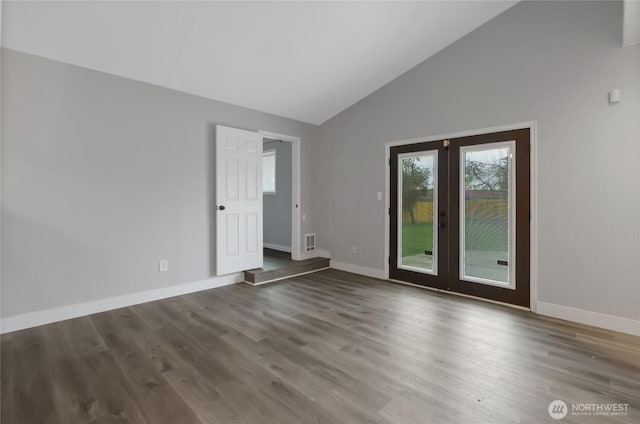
[402,200,508,224]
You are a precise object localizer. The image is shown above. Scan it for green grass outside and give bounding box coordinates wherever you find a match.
[402,223,434,257]
[402,220,507,257]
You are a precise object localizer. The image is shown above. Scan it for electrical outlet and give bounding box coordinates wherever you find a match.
[159,259,169,272]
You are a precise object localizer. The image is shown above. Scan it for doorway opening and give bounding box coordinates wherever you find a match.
[242,132,329,284]
[262,137,293,257]
[388,128,531,307]
[215,125,328,281]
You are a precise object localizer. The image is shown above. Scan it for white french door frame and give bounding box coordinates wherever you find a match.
[258,130,303,261]
[396,150,439,276]
[383,121,538,312]
[459,140,516,290]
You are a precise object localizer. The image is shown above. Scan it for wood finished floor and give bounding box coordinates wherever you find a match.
[2,269,639,424]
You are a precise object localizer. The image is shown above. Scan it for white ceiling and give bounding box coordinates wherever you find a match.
[2,1,517,125]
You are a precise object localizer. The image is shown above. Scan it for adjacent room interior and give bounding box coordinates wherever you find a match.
[263,137,292,256]
[245,135,329,285]
[1,1,639,423]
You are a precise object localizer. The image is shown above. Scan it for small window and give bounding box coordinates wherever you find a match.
[263,150,276,194]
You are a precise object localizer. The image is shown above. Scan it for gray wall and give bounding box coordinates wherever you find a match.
[263,140,292,250]
[1,48,318,317]
[2,1,639,329]
[315,1,640,321]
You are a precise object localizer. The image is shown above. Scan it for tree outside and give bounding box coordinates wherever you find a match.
[398,149,510,277]
[401,157,432,225]
[464,152,508,193]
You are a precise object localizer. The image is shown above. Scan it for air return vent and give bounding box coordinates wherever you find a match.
[304,233,317,253]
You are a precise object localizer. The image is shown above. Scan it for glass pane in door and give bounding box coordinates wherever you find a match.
[460,141,515,288]
[398,152,438,274]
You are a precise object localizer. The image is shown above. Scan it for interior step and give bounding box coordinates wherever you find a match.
[244,256,330,285]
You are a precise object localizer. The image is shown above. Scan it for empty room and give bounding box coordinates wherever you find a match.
[1,1,639,423]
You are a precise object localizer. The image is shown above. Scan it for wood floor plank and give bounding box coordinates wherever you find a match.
[1,327,63,423]
[46,325,104,424]
[89,309,203,424]
[130,299,175,330]
[220,330,331,401]
[2,269,639,423]
[213,378,302,424]
[81,349,152,423]
[258,379,338,424]
[136,330,241,424]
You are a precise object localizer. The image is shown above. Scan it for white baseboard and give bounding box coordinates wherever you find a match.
[263,243,292,253]
[318,249,331,259]
[297,251,319,260]
[330,260,386,280]
[536,301,640,336]
[0,273,244,334]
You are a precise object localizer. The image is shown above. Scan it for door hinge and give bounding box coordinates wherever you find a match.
[388,207,391,215]
[388,256,391,265]
[389,157,392,166]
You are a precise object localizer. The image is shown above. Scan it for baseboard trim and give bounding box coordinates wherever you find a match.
[0,273,244,334]
[318,249,331,259]
[330,260,386,280]
[263,243,292,253]
[297,251,319,260]
[536,301,640,336]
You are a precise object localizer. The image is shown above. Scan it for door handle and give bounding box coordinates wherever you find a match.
[438,221,446,229]
[217,205,226,211]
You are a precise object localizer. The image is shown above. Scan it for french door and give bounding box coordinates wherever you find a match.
[389,129,530,307]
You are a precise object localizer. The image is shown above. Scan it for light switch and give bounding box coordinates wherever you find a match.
[609,89,621,104]
[159,259,169,272]
[377,192,383,201]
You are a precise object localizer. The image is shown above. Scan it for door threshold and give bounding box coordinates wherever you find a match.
[244,267,330,286]
[387,278,530,312]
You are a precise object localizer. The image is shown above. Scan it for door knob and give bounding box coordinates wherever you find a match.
[438,221,446,229]
[218,205,226,211]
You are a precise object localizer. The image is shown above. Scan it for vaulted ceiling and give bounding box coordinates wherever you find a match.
[2,1,517,124]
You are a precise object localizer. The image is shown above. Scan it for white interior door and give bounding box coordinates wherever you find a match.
[216,125,263,275]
